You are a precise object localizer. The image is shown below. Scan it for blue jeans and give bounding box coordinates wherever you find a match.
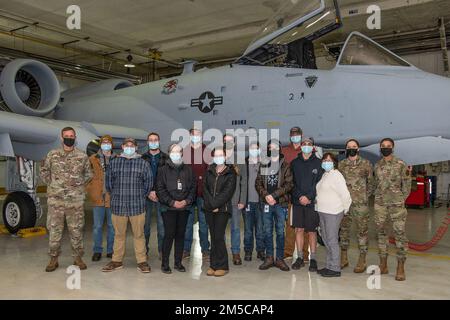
[92,206,114,254]
[184,197,210,253]
[262,204,287,261]
[144,199,164,254]
[243,202,265,253]
[231,205,243,255]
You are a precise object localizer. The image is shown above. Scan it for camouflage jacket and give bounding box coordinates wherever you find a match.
[374,155,411,205]
[338,156,374,205]
[40,147,93,201]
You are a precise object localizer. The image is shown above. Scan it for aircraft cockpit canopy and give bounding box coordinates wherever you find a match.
[237,0,341,67]
[337,33,412,67]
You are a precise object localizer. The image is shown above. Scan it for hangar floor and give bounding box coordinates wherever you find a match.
[0,195,449,300]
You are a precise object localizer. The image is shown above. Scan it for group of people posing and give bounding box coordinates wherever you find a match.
[40,125,411,281]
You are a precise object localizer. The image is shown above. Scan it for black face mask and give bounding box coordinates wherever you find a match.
[63,138,76,147]
[346,148,358,158]
[380,147,393,157]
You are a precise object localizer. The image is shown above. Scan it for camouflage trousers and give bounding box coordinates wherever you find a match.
[339,204,369,253]
[46,197,85,258]
[374,203,408,261]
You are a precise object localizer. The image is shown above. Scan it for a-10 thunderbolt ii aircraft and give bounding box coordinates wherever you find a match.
[1,0,450,232]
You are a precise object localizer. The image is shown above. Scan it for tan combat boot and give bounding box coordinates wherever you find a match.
[45,257,59,272]
[395,259,406,281]
[353,253,367,273]
[379,256,388,274]
[340,249,349,269]
[74,256,87,270]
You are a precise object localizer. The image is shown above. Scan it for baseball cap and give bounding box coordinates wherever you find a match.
[122,137,137,146]
[290,126,303,135]
[302,137,314,145]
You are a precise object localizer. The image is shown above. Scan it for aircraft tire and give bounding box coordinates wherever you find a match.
[2,191,36,234]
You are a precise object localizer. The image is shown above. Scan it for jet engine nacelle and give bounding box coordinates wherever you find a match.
[0,59,60,117]
[60,78,134,102]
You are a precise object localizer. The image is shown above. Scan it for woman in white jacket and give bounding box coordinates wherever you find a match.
[315,152,352,277]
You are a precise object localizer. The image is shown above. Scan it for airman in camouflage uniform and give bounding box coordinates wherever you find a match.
[374,138,411,281]
[338,139,374,273]
[40,127,93,272]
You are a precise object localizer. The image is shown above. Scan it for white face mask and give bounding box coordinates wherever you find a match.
[123,147,135,156]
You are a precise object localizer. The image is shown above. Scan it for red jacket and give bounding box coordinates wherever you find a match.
[282,143,302,165]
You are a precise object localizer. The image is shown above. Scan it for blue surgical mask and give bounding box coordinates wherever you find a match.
[190,136,201,144]
[214,156,225,165]
[170,153,182,163]
[123,147,135,156]
[148,142,159,150]
[249,149,260,158]
[101,144,112,151]
[322,161,334,172]
[301,145,313,154]
[290,135,302,144]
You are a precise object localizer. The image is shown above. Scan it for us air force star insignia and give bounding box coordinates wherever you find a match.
[305,75,318,88]
[191,91,223,113]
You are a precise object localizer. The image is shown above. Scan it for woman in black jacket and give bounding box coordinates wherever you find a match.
[203,147,237,277]
[156,144,196,274]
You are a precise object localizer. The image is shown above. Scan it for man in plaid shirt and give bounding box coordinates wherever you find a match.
[102,137,153,273]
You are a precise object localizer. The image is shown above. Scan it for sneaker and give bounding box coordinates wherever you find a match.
[161,265,172,274]
[244,251,252,261]
[102,261,123,272]
[182,251,190,260]
[232,254,242,265]
[92,253,101,262]
[106,253,113,259]
[291,258,305,270]
[317,268,328,275]
[321,269,341,277]
[257,251,266,261]
[174,263,186,272]
[137,262,151,273]
[309,259,318,272]
[202,252,210,261]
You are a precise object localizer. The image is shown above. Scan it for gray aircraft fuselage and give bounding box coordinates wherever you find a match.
[54,63,450,148]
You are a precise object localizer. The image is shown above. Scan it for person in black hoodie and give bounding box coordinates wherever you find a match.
[290,137,323,272]
[141,132,169,258]
[203,147,237,277]
[156,144,196,274]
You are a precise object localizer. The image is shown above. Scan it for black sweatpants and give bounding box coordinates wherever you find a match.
[205,211,230,271]
[162,210,189,265]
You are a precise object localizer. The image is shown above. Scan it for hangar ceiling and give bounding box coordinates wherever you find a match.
[0,0,449,81]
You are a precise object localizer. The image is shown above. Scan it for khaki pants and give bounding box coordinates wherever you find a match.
[112,213,147,264]
[284,204,309,258]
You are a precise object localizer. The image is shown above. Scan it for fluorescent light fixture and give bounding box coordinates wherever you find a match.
[124,63,136,68]
[291,31,298,37]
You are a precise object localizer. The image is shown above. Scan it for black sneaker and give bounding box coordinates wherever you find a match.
[106,253,113,259]
[309,259,318,272]
[92,253,101,262]
[257,251,266,261]
[321,269,341,277]
[291,258,305,270]
[244,251,252,261]
[161,265,172,274]
[174,263,186,272]
[317,268,328,275]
